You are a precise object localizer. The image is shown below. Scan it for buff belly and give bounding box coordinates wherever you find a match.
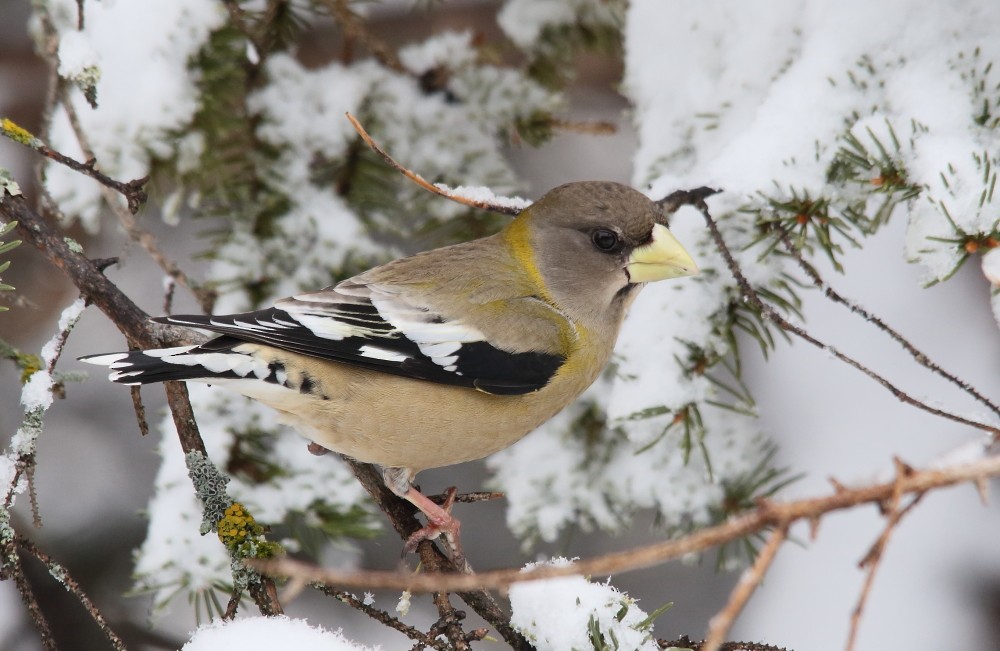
[224,349,595,472]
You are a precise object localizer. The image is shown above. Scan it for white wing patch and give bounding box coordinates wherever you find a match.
[81,344,273,384]
[279,282,487,374]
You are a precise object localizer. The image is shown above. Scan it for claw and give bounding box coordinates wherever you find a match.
[400,486,467,569]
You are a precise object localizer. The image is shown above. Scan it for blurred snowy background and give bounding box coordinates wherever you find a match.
[2,1,1000,650]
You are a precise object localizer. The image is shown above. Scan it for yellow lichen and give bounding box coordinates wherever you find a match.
[216,502,263,549]
[1,118,40,148]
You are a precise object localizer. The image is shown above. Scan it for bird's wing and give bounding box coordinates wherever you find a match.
[153,280,565,395]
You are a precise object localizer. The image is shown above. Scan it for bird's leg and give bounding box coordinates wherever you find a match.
[382,467,467,568]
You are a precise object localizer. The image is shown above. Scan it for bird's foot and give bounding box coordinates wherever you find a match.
[402,487,469,571]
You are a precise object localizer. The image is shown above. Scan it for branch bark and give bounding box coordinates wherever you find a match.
[0,191,282,616]
[253,450,1000,593]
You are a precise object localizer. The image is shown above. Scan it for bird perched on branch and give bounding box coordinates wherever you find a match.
[81,181,698,557]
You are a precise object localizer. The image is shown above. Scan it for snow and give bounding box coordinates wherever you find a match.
[435,184,532,212]
[498,0,623,50]
[56,29,100,84]
[509,558,659,651]
[618,2,1000,650]
[19,369,54,412]
[40,297,86,366]
[183,616,380,651]
[42,0,227,231]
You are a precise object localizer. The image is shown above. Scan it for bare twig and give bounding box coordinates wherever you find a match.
[691,198,1000,439]
[703,523,790,651]
[316,585,453,651]
[427,490,504,506]
[16,536,128,651]
[1,113,149,214]
[252,451,1000,593]
[778,229,1000,419]
[549,118,618,135]
[843,460,924,651]
[129,385,150,436]
[346,113,526,216]
[3,547,57,651]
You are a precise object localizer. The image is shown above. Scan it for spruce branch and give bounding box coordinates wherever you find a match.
[316,0,405,72]
[778,228,1000,418]
[690,194,1000,441]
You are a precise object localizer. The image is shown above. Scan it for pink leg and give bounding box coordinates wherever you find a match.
[382,468,467,567]
[402,486,460,552]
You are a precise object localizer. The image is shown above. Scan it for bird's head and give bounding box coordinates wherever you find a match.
[506,181,699,325]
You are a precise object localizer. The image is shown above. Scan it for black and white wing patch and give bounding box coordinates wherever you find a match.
[147,284,564,395]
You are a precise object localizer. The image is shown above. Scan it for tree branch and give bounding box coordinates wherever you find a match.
[252,451,1000,593]
[0,191,282,616]
[703,524,789,651]
[16,536,128,651]
[344,460,532,650]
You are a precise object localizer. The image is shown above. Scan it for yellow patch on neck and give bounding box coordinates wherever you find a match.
[502,212,553,302]
[501,213,592,357]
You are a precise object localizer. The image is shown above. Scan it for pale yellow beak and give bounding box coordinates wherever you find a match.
[625,223,699,283]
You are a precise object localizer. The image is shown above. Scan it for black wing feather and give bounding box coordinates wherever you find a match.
[153,306,563,395]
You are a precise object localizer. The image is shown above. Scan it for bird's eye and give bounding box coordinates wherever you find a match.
[591,229,620,252]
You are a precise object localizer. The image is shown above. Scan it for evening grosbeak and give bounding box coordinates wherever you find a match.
[81,181,698,553]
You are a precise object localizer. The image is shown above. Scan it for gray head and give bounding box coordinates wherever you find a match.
[514,181,698,329]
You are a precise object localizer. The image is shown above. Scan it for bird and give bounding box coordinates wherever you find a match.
[81,181,698,557]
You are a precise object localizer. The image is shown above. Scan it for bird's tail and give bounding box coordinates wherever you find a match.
[79,340,280,386]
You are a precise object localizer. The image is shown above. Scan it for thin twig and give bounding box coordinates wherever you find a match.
[843,460,924,651]
[346,113,526,215]
[4,547,58,651]
[56,84,215,313]
[693,199,1000,439]
[427,490,504,505]
[251,451,1000,593]
[549,118,617,135]
[16,536,128,651]
[33,140,148,214]
[316,584,453,651]
[703,523,790,651]
[778,229,1000,419]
